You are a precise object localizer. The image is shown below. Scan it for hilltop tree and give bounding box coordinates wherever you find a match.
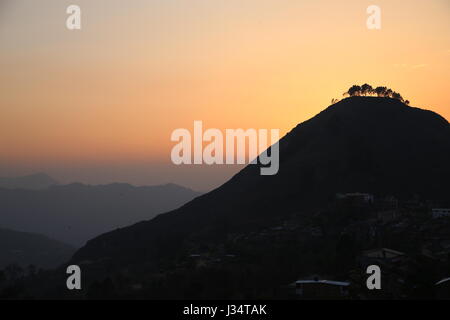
[391,91,404,102]
[344,85,362,97]
[361,83,373,96]
[385,88,393,98]
[343,84,409,105]
[374,86,387,97]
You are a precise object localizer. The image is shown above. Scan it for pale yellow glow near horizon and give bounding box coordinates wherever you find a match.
[0,0,449,188]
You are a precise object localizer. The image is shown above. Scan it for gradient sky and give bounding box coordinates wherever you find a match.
[1,0,449,191]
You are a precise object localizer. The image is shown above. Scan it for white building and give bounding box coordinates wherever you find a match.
[336,192,374,204]
[293,279,350,299]
[432,208,450,219]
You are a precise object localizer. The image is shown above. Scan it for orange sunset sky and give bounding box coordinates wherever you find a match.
[1,0,449,190]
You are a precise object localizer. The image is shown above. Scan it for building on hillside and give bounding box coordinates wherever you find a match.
[432,208,450,219]
[435,277,450,299]
[336,193,374,204]
[361,248,405,261]
[420,240,450,262]
[376,210,399,223]
[336,193,375,212]
[289,277,350,299]
[378,196,399,210]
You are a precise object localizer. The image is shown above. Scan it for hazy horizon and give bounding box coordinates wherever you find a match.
[0,163,244,192]
[1,0,449,191]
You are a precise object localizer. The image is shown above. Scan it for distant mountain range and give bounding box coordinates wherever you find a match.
[0,173,58,190]
[71,97,450,275]
[0,182,201,246]
[0,227,75,269]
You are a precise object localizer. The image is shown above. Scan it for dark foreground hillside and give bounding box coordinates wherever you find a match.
[74,97,450,263]
[7,97,450,299]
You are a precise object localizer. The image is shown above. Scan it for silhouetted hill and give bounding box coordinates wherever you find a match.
[0,183,201,246]
[0,173,58,190]
[0,228,74,269]
[72,97,450,267]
